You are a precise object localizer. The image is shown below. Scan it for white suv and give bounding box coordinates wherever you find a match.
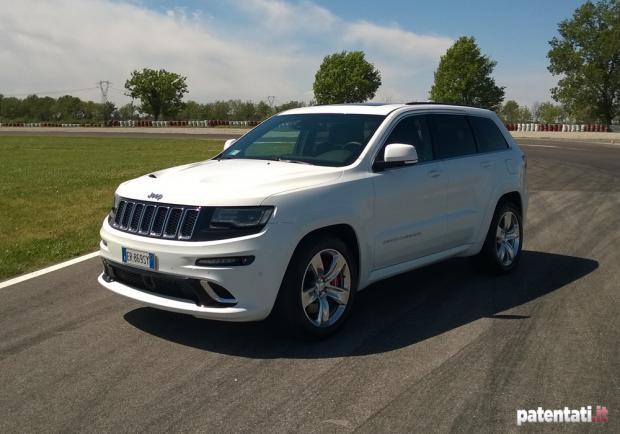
[99,103,527,338]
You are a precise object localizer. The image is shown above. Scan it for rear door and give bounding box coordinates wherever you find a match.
[371,115,449,269]
[428,113,492,248]
[467,115,512,238]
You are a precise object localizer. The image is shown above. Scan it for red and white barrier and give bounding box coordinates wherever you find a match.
[505,123,610,133]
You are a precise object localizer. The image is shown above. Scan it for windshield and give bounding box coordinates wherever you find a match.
[218,113,386,167]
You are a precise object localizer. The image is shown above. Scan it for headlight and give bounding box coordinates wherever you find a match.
[210,207,273,229]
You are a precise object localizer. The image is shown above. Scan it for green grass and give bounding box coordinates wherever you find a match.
[0,136,223,280]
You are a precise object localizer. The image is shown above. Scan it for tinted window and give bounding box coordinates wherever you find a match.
[430,114,477,159]
[468,116,509,152]
[220,114,385,167]
[381,115,433,163]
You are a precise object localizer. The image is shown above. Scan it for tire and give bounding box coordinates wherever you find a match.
[271,235,357,339]
[475,201,523,274]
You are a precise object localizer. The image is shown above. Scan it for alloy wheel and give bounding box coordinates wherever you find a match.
[495,211,520,266]
[301,249,351,328]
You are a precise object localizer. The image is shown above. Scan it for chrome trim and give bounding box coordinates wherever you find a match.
[111,198,202,241]
[120,201,135,230]
[149,206,170,237]
[163,207,183,239]
[138,204,156,235]
[200,281,237,305]
[178,208,200,240]
[114,200,127,227]
[129,203,144,233]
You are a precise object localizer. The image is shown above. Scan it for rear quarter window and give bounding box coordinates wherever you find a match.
[468,116,509,153]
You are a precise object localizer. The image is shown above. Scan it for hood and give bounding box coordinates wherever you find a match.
[116,159,343,206]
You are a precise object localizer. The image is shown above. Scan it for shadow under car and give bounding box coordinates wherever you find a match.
[124,250,598,358]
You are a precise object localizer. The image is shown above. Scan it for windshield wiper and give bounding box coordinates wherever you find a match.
[277,158,312,165]
[217,156,313,165]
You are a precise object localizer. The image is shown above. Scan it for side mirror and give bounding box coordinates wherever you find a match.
[223,138,237,150]
[375,143,418,171]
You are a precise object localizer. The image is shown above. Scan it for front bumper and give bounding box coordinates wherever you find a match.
[98,218,295,322]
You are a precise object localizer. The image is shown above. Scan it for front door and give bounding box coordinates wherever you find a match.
[371,115,449,270]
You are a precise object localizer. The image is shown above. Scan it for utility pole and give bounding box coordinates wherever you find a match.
[97,80,111,105]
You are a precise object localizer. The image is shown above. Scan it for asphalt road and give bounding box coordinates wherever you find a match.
[1,138,618,433]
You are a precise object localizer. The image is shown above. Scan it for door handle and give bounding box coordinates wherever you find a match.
[428,169,441,178]
[481,160,493,169]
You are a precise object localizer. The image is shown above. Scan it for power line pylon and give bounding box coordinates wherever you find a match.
[97,80,111,105]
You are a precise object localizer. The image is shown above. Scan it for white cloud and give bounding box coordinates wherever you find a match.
[344,21,453,61]
[0,0,468,106]
[0,0,317,103]
[236,0,338,34]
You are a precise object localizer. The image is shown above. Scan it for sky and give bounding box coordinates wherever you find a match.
[0,0,587,108]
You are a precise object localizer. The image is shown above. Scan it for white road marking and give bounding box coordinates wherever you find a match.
[0,251,99,289]
[521,144,591,151]
[521,144,560,149]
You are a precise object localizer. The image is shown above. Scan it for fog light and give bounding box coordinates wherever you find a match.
[195,256,255,267]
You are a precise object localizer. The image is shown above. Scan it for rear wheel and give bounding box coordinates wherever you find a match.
[475,201,522,273]
[272,236,357,339]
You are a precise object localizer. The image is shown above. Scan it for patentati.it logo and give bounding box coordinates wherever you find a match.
[517,405,608,426]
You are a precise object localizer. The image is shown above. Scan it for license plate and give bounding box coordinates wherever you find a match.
[122,247,156,270]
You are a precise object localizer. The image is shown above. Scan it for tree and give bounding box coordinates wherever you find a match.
[430,36,505,110]
[118,103,137,120]
[497,100,534,123]
[54,95,83,121]
[255,101,273,120]
[177,100,204,120]
[101,102,116,122]
[498,100,521,122]
[206,101,231,120]
[124,68,188,120]
[275,101,306,112]
[548,0,619,124]
[517,106,533,123]
[313,51,381,104]
[534,102,564,123]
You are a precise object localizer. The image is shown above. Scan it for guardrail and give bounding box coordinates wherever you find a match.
[0,120,613,133]
[505,123,611,132]
[0,120,261,128]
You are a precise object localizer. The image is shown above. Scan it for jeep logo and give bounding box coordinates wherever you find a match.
[148,193,163,201]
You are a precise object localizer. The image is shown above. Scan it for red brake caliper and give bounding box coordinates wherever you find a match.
[330,274,342,288]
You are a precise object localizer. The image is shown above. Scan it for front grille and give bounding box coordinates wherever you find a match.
[150,206,169,236]
[121,202,134,229]
[110,199,199,240]
[179,209,199,239]
[164,208,183,238]
[139,205,156,234]
[129,203,144,232]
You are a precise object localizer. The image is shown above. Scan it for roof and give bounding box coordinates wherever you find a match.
[280,104,405,116]
[280,103,492,116]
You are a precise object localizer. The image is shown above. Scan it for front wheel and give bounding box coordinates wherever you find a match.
[272,236,357,339]
[475,202,523,273]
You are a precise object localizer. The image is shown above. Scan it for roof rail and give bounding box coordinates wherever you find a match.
[405,101,488,109]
